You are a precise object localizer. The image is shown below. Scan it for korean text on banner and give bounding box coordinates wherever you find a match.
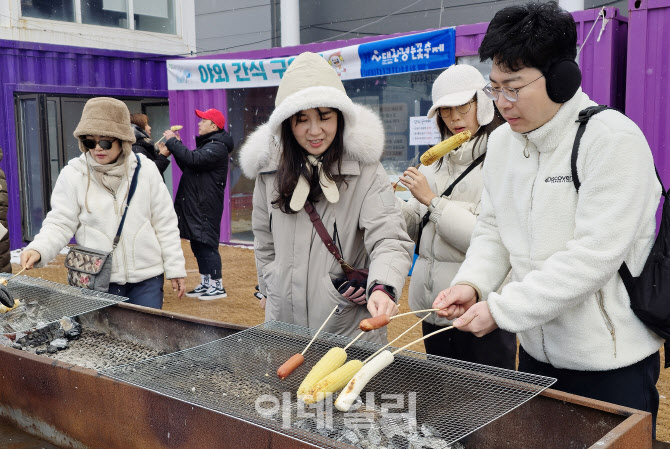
[166,28,456,91]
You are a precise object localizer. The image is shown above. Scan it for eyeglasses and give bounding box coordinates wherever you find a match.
[80,138,118,150]
[439,99,476,118]
[483,75,544,102]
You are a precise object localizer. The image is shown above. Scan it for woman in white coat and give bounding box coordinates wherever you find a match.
[240,52,413,343]
[21,97,186,308]
[398,64,515,368]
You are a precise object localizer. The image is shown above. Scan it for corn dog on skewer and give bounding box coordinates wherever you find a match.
[170,125,183,131]
[301,360,364,404]
[419,130,471,166]
[296,347,347,397]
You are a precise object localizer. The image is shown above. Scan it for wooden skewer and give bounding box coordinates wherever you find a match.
[0,267,26,285]
[363,313,431,364]
[389,308,440,321]
[301,305,338,356]
[344,331,365,351]
[392,325,454,356]
[391,163,421,191]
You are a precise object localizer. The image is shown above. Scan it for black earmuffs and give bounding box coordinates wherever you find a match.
[544,58,582,104]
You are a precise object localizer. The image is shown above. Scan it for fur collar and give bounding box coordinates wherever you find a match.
[239,103,385,178]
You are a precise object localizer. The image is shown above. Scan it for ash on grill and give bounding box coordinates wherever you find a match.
[0,316,165,371]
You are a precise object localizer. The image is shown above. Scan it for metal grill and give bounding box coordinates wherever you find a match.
[102,321,556,449]
[0,275,127,334]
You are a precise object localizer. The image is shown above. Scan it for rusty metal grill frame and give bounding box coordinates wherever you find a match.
[101,321,556,448]
[0,275,128,334]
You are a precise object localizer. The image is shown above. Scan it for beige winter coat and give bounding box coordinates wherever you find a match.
[398,137,486,326]
[241,105,413,343]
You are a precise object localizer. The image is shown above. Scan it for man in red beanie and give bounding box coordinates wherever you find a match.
[162,108,233,300]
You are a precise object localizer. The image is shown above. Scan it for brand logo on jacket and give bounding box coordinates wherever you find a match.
[545,175,573,183]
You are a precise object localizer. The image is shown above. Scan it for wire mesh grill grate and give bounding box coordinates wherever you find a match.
[0,275,128,334]
[101,321,556,449]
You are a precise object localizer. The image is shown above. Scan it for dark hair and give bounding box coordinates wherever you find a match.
[272,108,346,214]
[130,113,149,130]
[434,97,505,168]
[479,2,577,73]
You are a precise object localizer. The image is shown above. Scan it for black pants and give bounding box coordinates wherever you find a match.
[422,321,517,370]
[190,240,222,279]
[519,346,660,439]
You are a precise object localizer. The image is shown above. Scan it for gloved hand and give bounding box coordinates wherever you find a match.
[333,278,367,305]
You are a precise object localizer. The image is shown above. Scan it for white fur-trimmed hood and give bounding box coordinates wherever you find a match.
[239,103,385,178]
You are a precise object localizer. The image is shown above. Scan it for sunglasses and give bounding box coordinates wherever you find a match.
[80,138,118,150]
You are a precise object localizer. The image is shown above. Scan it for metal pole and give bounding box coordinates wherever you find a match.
[280,0,300,47]
[558,0,584,12]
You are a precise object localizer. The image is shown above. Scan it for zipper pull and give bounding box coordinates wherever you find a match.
[522,136,531,159]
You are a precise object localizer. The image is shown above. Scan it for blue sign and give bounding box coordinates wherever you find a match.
[358,28,456,78]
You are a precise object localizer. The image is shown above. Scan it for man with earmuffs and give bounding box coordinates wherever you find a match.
[431,1,663,437]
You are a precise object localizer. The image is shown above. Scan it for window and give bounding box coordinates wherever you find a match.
[82,0,129,29]
[134,0,176,34]
[21,0,177,34]
[21,0,75,22]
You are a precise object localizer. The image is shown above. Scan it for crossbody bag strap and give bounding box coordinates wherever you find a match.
[415,152,486,254]
[113,154,141,248]
[304,201,355,273]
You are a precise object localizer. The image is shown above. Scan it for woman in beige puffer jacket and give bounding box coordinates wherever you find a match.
[240,52,413,343]
[397,64,515,368]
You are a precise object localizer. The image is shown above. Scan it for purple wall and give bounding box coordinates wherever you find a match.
[626,0,670,206]
[0,40,169,249]
[169,7,629,243]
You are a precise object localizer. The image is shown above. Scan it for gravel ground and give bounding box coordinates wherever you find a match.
[15,240,670,442]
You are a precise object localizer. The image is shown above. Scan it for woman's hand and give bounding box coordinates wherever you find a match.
[259,296,267,310]
[399,167,436,206]
[157,142,171,157]
[171,278,186,299]
[452,302,498,337]
[433,284,477,319]
[20,249,41,269]
[367,290,398,317]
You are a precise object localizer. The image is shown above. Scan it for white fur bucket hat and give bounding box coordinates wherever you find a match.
[268,52,357,137]
[427,64,494,127]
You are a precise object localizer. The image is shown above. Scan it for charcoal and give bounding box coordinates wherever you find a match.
[391,434,410,449]
[47,345,58,354]
[367,426,383,446]
[36,348,46,355]
[10,343,22,350]
[421,423,441,438]
[52,328,65,340]
[336,429,359,445]
[50,338,68,350]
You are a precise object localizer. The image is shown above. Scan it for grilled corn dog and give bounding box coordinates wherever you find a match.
[419,130,471,165]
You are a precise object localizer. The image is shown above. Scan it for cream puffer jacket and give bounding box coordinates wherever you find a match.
[452,89,663,370]
[398,137,486,327]
[241,104,413,343]
[27,153,186,284]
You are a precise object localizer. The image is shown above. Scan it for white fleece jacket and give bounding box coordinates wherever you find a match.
[27,153,186,284]
[452,89,663,371]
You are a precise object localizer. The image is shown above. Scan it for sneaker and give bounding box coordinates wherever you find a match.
[186,283,209,297]
[199,279,227,300]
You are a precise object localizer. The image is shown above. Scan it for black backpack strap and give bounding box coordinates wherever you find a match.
[571,105,609,192]
[414,152,486,255]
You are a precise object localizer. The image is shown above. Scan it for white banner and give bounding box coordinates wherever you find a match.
[167,28,456,91]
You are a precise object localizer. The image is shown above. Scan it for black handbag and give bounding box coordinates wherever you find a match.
[572,106,670,365]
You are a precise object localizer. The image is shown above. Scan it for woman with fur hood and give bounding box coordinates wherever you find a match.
[130,112,170,175]
[240,52,413,343]
[21,97,186,308]
[397,64,515,368]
